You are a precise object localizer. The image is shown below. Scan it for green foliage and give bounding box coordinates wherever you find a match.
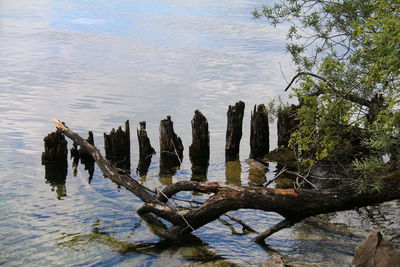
[255,0,400,192]
[264,96,290,123]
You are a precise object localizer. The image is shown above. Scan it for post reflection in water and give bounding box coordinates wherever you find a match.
[159,173,174,186]
[225,160,242,185]
[190,162,209,182]
[136,156,152,177]
[44,162,68,200]
[247,159,268,186]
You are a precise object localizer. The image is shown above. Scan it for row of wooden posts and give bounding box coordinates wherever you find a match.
[41,101,298,180]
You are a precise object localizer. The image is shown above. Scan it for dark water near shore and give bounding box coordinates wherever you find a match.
[1,0,399,266]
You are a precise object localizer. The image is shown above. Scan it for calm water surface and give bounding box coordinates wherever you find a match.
[1,0,399,266]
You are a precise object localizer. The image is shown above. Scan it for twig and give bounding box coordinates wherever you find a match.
[279,62,289,85]
[301,167,319,190]
[264,166,288,187]
[286,170,342,180]
[224,213,258,233]
[170,197,203,205]
[171,139,182,164]
[156,189,195,232]
[284,72,327,92]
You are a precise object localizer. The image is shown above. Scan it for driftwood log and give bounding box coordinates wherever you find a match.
[226,101,245,161]
[53,119,400,244]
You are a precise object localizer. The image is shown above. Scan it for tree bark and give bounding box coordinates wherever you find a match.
[250,104,269,159]
[53,120,400,243]
[226,101,245,161]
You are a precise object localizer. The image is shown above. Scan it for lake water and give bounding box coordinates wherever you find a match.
[1,0,399,266]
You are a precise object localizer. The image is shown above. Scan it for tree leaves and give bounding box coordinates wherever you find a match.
[256,0,400,192]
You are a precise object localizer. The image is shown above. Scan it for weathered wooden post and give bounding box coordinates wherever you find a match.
[42,129,68,199]
[70,131,95,180]
[159,116,184,175]
[189,110,210,180]
[71,142,80,167]
[79,131,94,163]
[42,129,68,164]
[250,104,269,159]
[225,101,245,161]
[104,120,130,170]
[137,121,155,176]
[80,131,95,180]
[277,105,299,147]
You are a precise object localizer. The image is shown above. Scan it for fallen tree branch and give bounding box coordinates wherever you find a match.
[54,120,400,243]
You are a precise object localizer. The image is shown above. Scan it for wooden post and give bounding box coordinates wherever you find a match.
[104,120,130,170]
[71,142,80,167]
[70,132,95,180]
[189,110,210,180]
[42,129,68,164]
[42,129,68,199]
[225,101,245,162]
[159,116,184,174]
[277,105,299,147]
[79,131,94,163]
[80,131,95,180]
[250,104,269,159]
[137,121,155,176]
